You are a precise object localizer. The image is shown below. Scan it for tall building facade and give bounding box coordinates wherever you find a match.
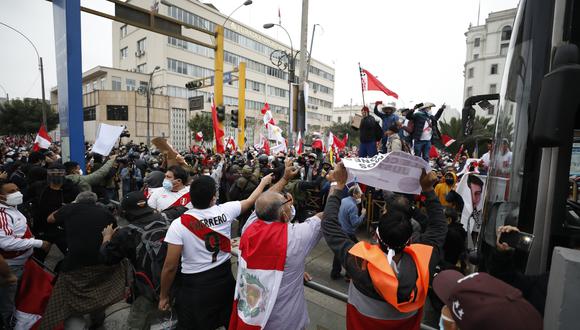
[463,8,516,119]
[112,0,335,143]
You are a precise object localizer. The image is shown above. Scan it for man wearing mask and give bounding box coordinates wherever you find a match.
[230,163,324,330]
[373,102,400,153]
[64,157,116,192]
[0,180,49,327]
[331,185,365,280]
[159,173,272,329]
[147,166,192,213]
[434,172,457,208]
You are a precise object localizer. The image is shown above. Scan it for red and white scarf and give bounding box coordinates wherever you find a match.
[229,220,288,330]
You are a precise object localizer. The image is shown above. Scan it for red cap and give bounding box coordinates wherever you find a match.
[433,270,543,330]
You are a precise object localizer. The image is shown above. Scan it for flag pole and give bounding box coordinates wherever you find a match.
[358,62,366,106]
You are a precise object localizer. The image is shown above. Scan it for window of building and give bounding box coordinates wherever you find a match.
[100,78,106,90]
[489,84,497,94]
[337,116,342,123]
[473,54,479,60]
[106,105,129,121]
[137,63,147,73]
[120,24,127,38]
[468,67,474,78]
[112,76,122,91]
[500,43,509,56]
[490,64,498,75]
[86,83,92,93]
[139,81,148,91]
[126,79,136,91]
[467,86,473,97]
[93,81,98,91]
[267,85,288,98]
[501,26,512,41]
[137,38,146,53]
[120,47,128,59]
[474,37,480,47]
[83,106,96,121]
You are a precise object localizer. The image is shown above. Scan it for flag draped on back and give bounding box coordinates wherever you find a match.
[33,125,51,151]
[211,99,225,153]
[229,220,288,330]
[14,258,55,330]
[360,68,399,99]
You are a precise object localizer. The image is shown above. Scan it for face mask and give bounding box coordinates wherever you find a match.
[78,169,83,175]
[162,179,173,191]
[203,173,211,176]
[5,191,23,206]
[355,198,362,204]
[289,205,296,222]
[445,178,454,185]
[47,175,65,186]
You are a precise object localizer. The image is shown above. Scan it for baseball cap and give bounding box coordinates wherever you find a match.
[121,191,153,219]
[433,270,542,330]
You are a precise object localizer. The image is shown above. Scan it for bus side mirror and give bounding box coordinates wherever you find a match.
[532,44,580,147]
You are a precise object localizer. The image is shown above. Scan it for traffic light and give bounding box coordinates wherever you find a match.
[230,109,239,128]
[185,80,204,90]
[217,105,226,122]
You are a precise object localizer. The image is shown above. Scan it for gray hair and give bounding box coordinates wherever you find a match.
[255,192,284,222]
[75,191,98,204]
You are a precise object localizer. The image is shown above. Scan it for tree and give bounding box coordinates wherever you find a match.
[324,121,359,147]
[187,112,214,142]
[0,98,58,135]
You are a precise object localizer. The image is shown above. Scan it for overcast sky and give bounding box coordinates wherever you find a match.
[0,0,519,111]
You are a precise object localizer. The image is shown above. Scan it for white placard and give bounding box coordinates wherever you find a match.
[92,124,125,156]
[342,152,431,194]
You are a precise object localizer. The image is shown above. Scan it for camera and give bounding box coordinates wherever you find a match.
[120,128,131,138]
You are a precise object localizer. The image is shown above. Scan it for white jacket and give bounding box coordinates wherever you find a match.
[0,205,43,266]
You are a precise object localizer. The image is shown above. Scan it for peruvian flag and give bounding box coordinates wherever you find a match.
[227,136,237,151]
[361,68,399,99]
[229,220,288,330]
[311,135,324,152]
[429,145,440,159]
[263,111,275,127]
[332,133,348,151]
[211,99,225,153]
[14,258,55,330]
[195,131,204,142]
[441,134,456,147]
[295,132,303,155]
[262,138,270,156]
[32,125,51,151]
[260,103,270,115]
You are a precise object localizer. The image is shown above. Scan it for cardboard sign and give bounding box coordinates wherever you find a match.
[92,124,124,156]
[343,152,431,194]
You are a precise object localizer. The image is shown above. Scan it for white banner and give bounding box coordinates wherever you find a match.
[92,124,124,156]
[342,152,431,194]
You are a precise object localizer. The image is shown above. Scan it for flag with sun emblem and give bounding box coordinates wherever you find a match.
[229,220,288,329]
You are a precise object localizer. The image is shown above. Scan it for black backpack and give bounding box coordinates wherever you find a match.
[127,219,170,301]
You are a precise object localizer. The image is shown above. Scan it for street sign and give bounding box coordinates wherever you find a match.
[189,95,204,111]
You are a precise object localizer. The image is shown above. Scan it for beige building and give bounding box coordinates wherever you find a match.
[464,8,516,120]
[111,0,335,143]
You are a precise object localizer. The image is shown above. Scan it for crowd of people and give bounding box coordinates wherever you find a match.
[0,102,540,330]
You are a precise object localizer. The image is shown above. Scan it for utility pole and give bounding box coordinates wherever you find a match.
[237,62,246,149]
[297,0,309,142]
[40,57,47,129]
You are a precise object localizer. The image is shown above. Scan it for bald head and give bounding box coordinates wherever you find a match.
[255,191,285,222]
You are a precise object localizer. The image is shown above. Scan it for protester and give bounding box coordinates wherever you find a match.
[230,160,324,330]
[0,179,49,327]
[433,270,542,330]
[147,165,192,213]
[64,156,116,192]
[385,125,403,153]
[357,106,381,158]
[330,185,365,280]
[158,172,272,329]
[142,170,165,199]
[434,171,457,208]
[373,101,400,153]
[322,163,446,329]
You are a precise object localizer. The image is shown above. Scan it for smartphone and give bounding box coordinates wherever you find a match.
[499,231,535,252]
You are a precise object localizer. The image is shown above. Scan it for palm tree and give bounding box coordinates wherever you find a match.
[438,116,494,156]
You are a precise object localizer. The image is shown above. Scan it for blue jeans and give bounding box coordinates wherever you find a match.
[359,142,377,158]
[414,140,431,161]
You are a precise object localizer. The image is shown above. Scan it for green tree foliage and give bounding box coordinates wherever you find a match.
[323,121,359,147]
[0,98,58,135]
[438,116,495,155]
[188,112,214,141]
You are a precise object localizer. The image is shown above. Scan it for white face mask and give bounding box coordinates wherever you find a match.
[290,205,296,222]
[5,191,23,206]
[355,198,362,204]
[78,169,83,176]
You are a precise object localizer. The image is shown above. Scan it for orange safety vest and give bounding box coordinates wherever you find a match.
[349,241,433,313]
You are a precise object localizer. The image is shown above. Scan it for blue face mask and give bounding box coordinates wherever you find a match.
[162,179,173,191]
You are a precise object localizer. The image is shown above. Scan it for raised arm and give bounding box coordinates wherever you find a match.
[239,173,273,214]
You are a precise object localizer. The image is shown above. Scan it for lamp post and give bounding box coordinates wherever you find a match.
[0,83,8,102]
[263,23,296,146]
[146,66,161,145]
[0,22,46,128]
[224,0,252,27]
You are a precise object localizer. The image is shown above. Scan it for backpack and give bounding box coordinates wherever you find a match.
[127,219,170,301]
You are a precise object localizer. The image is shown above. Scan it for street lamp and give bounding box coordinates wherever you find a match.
[224,0,252,27]
[146,66,161,145]
[263,23,296,144]
[0,22,47,128]
[0,83,8,102]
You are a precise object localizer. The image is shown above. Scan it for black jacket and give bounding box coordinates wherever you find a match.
[406,106,445,141]
[322,189,447,302]
[359,116,382,143]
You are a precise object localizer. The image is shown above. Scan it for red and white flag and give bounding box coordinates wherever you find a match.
[211,99,225,154]
[262,137,270,156]
[441,134,456,147]
[14,258,55,330]
[229,220,288,330]
[360,68,399,99]
[33,125,51,151]
[260,103,270,115]
[227,136,237,151]
[295,132,303,155]
[195,131,204,142]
